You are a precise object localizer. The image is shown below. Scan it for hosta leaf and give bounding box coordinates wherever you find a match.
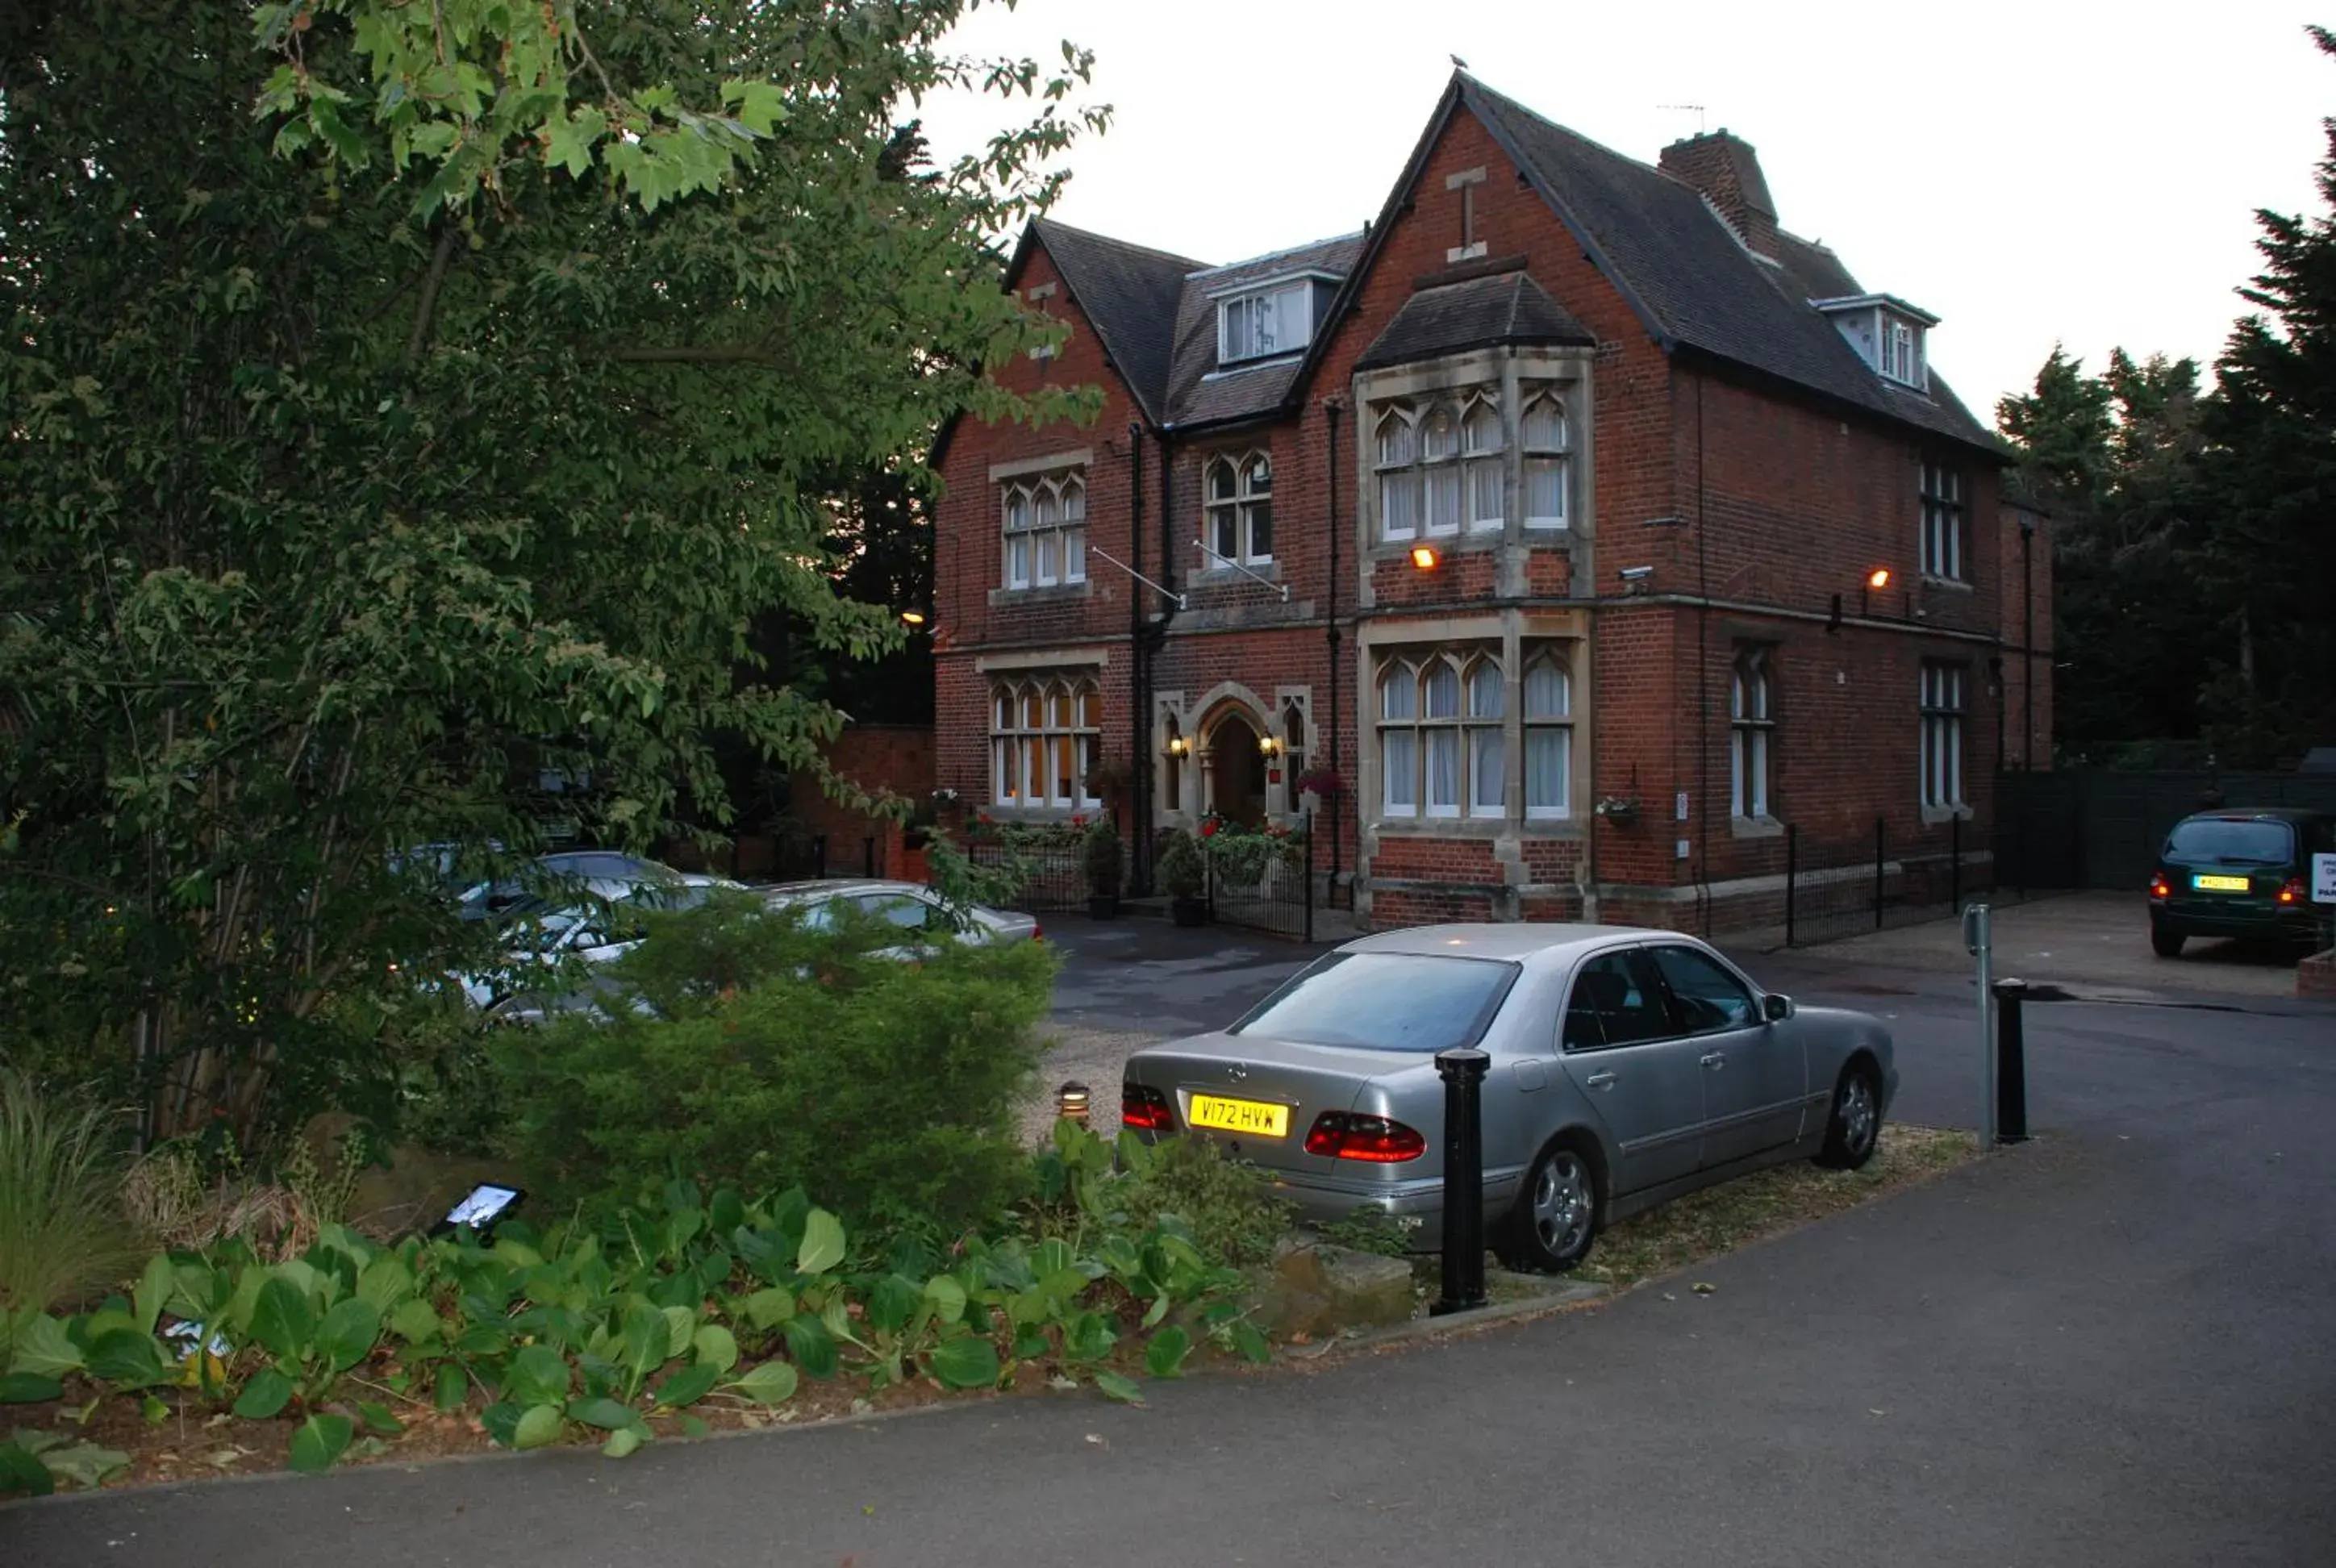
[868,1274,921,1333]
[567,1396,637,1431]
[0,1441,53,1496]
[795,1208,845,1276]
[85,1329,169,1389]
[232,1366,294,1420]
[0,1373,64,1404]
[690,1324,739,1374]
[1012,1329,1049,1362]
[248,1278,316,1362]
[317,1298,383,1374]
[924,1334,999,1391]
[1091,1370,1145,1406]
[783,1314,838,1379]
[1144,1327,1192,1379]
[1062,1311,1116,1364]
[619,1303,667,1382]
[38,1440,130,1490]
[1232,1323,1270,1364]
[357,1401,404,1437]
[511,1403,564,1450]
[478,1402,521,1447]
[134,1254,175,1336]
[602,1423,648,1459]
[741,1287,793,1331]
[287,1413,352,1474]
[389,1297,441,1345]
[725,1360,799,1407]
[357,1256,415,1313]
[7,1316,85,1378]
[653,1362,719,1411]
[922,1275,967,1324]
[502,1344,569,1409]
[661,1305,695,1361]
[434,1363,469,1413]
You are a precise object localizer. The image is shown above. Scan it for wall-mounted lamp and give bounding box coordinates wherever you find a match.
[899,608,928,627]
[1166,736,1190,758]
[1409,544,1440,571]
[1258,735,1283,757]
[1861,566,1892,618]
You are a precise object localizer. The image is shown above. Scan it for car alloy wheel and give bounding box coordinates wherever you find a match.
[1817,1065,1882,1170]
[1498,1143,1600,1274]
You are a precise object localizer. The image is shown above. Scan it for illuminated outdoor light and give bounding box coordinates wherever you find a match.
[1867,567,1892,590]
[1410,544,1440,570]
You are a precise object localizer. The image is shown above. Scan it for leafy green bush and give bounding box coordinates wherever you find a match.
[2,1128,1274,1488]
[1103,1135,1293,1270]
[0,1068,143,1345]
[1157,829,1205,900]
[490,892,1058,1229]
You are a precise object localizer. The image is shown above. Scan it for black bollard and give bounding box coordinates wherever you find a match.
[1992,978,2030,1143]
[1430,1048,1491,1316]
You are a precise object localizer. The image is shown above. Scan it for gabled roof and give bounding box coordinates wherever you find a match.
[1162,231,1365,428]
[1354,267,1595,372]
[1454,77,1996,453]
[1028,219,1205,425]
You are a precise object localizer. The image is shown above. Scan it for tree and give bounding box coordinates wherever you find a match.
[2193,24,2336,762]
[0,1,1101,1139]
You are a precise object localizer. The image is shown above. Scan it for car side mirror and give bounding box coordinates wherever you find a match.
[1763,993,1795,1023]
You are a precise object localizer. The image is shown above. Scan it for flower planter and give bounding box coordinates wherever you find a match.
[1170,895,1208,928]
[1087,893,1121,920]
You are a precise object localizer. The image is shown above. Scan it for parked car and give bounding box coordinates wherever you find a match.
[453,872,737,1008]
[760,879,1041,951]
[455,849,691,924]
[2147,807,2336,957]
[1120,924,1896,1274]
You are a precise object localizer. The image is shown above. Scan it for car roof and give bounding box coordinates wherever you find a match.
[761,878,932,901]
[1338,922,1685,961]
[2174,807,2330,826]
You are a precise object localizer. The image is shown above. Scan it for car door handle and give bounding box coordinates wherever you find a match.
[1584,1070,1616,1089]
[1700,1053,1726,1070]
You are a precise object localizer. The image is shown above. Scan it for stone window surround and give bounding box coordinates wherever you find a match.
[1350,348,1596,608]
[1353,611,1590,843]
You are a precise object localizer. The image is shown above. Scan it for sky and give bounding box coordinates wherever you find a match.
[913,0,2332,420]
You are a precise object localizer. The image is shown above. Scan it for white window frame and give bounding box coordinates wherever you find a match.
[1419,403,1462,539]
[1880,314,1925,387]
[1217,282,1312,366]
[1520,389,1569,531]
[1374,409,1422,542]
[1464,658,1505,818]
[1462,395,1505,532]
[1729,649,1774,819]
[1919,661,1966,811]
[990,675,1103,811]
[1203,451,1274,566]
[1521,648,1573,819]
[1920,463,1964,582]
[1000,471,1087,592]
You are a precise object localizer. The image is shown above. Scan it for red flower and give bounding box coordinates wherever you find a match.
[1199,820,1218,839]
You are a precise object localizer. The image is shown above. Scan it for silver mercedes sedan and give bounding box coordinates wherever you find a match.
[1120,924,1898,1273]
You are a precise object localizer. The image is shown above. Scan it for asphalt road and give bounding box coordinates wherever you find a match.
[9,925,2334,1566]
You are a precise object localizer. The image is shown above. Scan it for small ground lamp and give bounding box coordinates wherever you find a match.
[1056,1081,1091,1124]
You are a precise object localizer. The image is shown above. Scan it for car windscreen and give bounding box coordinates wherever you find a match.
[1227,953,1520,1053]
[2165,818,2296,865]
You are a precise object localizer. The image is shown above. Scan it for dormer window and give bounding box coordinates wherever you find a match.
[1811,294,1938,390]
[1218,281,1309,364]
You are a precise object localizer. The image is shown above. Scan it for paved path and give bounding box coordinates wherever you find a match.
[10,934,2334,1566]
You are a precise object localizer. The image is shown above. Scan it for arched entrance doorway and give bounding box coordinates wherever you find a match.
[1207,711,1270,828]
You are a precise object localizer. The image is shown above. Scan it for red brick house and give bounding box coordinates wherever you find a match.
[930,72,2042,934]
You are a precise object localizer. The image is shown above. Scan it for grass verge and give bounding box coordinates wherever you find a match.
[1571,1124,1975,1294]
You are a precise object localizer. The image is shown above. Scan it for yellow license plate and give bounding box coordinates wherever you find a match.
[1188,1095,1291,1138]
[2192,874,2251,893]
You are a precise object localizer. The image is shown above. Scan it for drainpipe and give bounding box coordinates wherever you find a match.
[1128,421,1149,891]
[2020,514,2035,770]
[1324,397,1345,897]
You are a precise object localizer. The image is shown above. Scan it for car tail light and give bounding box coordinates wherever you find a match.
[1304,1111,1428,1163]
[2278,878,2305,906]
[1030,923,1045,941]
[1121,1082,1171,1131]
[2148,873,2171,900]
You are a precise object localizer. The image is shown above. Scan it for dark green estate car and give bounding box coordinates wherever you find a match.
[2147,808,2335,957]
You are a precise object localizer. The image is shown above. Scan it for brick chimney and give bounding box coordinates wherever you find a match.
[1658,130,1779,259]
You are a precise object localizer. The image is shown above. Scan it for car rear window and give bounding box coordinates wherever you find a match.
[2164,818,2296,865]
[1228,953,1519,1053]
